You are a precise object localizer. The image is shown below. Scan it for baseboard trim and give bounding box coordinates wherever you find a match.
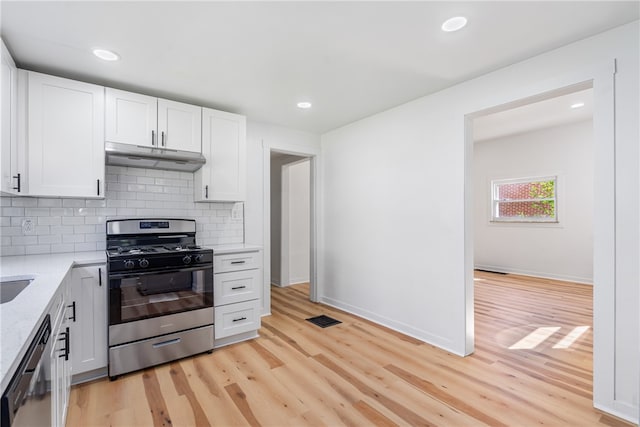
[474,264,593,285]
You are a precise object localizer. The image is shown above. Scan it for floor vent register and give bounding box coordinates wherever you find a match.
[306,315,342,328]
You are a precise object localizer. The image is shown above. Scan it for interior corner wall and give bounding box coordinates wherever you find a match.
[473,120,594,283]
[320,21,638,422]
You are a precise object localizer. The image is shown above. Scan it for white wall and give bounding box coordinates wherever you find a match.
[474,120,594,283]
[287,159,310,285]
[320,21,638,422]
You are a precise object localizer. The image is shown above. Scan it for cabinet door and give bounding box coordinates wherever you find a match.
[26,71,105,197]
[214,268,261,306]
[105,88,157,147]
[157,99,201,153]
[195,108,246,202]
[1,39,19,194]
[69,265,107,375]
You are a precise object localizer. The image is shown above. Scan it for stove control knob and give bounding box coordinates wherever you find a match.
[182,255,192,265]
[124,260,135,269]
[139,258,149,268]
[194,254,204,263]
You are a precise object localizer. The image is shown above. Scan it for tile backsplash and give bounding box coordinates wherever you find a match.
[0,165,244,256]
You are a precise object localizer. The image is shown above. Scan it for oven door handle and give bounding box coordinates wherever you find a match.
[108,265,211,279]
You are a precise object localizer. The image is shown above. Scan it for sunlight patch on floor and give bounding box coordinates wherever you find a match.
[509,326,560,350]
[552,326,590,349]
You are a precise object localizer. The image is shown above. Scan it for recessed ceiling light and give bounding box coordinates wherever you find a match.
[441,16,467,32]
[570,102,585,109]
[297,101,312,109]
[92,48,119,61]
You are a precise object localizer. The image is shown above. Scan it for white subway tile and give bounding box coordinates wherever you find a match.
[76,208,96,216]
[96,241,106,251]
[1,246,25,256]
[74,225,95,234]
[25,208,51,217]
[12,198,38,207]
[50,208,75,216]
[85,233,104,242]
[38,198,62,208]
[118,192,137,200]
[0,217,9,227]
[75,242,97,252]
[34,226,50,235]
[2,207,24,216]
[146,169,165,178]
[1,226,23,236]
[137,176,155,185]
[1,235,11,245]
[63,234,85,243]
[50,225,74,235]
[85,199,107,208]
[107,182,125,192]
[106,199,127,208]
[63,199,85,208]
[38,235,62,244]
[12,235,38,245]
[127,167,148,177]
[51,244,74,253]
[0,198,12,207]
[62,217,84,225]
[26,245,50,255]
[84,216,105,225]
[116,208,136,216]
[38,216,62,226]
[119,175,137,184]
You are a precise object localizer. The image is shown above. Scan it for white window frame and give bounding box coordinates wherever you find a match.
[491,176,558,223]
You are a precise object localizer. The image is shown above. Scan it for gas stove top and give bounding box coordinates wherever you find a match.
[107,245,204,257]
[105,218,213,272]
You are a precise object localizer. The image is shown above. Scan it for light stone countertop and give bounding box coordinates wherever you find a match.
[0,245,262,393]
[0,251,105,393]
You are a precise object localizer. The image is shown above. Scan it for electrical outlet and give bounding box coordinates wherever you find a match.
[22,218,34,235]
[231,203,244,221]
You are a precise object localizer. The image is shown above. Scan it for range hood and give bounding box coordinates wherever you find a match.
[105,142,206,172]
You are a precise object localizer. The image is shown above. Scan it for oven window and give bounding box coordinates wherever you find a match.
[110,269,212,324]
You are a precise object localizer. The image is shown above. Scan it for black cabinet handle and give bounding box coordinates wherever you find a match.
[12,173,21,192]
[58,327,70,361]
[97,179,100,196]
[231,285,247,290]
[98,267,102,286]
[232,317,247,323]
[67,301,76,322]
[231,260,245,265]
[205,185,208,199]
[151,130,156,146]
[161,131,165,147]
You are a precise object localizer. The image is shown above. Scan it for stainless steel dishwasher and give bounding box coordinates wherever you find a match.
[1,315,51,427]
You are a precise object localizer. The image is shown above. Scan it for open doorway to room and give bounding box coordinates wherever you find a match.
[269,152,312,299]
[469,86,596,392]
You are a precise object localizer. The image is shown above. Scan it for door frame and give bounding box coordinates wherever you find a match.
[463,60,618,416]
[263,142,320,316]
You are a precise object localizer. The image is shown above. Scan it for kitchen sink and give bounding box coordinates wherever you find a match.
[0,277,35,304]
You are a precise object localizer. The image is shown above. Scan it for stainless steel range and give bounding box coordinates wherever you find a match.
[106,218,213,379]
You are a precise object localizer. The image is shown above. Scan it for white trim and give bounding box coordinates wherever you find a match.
[465,60,620,418]
[280,162,291,288]
[263,143,320,319]
[474,264,593,285]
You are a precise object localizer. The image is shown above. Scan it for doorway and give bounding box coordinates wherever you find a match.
[469,86,595,386]
[269,153,311,297]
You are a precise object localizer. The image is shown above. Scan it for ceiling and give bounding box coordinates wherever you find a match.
[1,2,637,134]
[473,88,593,142]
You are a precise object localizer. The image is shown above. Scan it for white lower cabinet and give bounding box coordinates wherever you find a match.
[69,265,107,377]
[48,277,71,427]
[214,248,261,348]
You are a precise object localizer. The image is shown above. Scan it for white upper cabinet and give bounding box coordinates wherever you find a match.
[105,88,157,147]
[105,88,201,153]
[1,39,20,195]
[22,71,105,198]
[194,108,246,202]
[158,99,202,153]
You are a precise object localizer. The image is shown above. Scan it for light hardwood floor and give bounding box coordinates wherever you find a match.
[67,273,633,426]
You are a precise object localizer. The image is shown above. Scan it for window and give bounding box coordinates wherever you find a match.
[491,176,557,223]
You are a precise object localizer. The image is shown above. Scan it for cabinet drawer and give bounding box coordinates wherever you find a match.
[214,251,260,273]
[214,269,260,307]
[215,299,261,339]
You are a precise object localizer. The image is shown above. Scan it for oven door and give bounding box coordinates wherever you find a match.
[108,265,213,327]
